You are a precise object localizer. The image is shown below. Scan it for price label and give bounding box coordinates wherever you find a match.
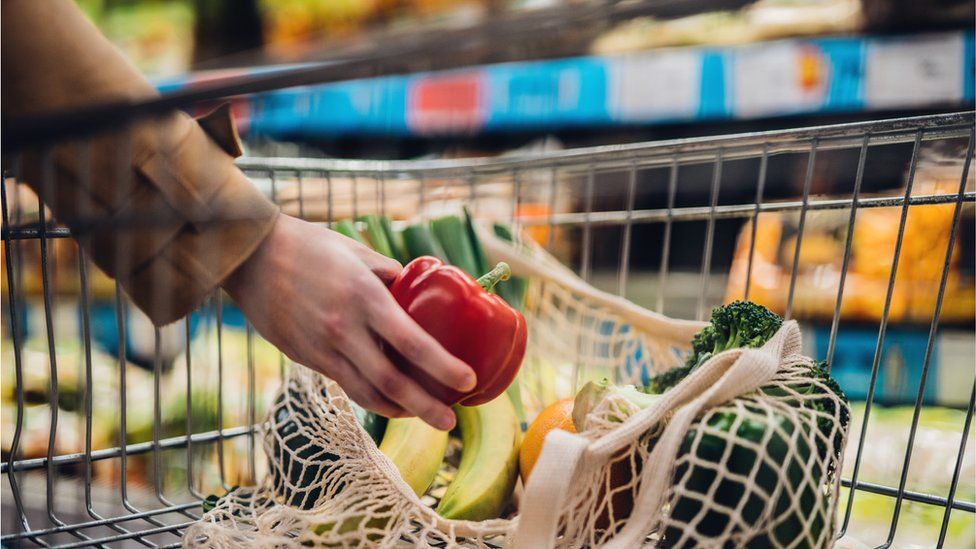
[407,72,487,135]
[731,42,829,118]
[608,50,701,121]
[864,33,964,109]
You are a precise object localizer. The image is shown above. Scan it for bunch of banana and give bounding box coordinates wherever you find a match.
[437,394,521,520]
[373,393,521,521]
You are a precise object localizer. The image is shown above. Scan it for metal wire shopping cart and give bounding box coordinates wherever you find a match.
[2,86,974,548]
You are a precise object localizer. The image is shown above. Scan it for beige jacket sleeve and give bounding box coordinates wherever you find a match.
[2,0,279,326]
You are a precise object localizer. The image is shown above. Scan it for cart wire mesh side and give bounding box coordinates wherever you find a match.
[3,111,975,547]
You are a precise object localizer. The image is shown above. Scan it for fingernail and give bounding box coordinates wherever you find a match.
[459,372,477,392]
[437,412,455,431]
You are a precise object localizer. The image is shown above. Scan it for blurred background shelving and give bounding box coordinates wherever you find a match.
[156,31,973,145]
[71,0,974,153]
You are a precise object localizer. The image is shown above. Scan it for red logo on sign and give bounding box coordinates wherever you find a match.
[407,72,486,135]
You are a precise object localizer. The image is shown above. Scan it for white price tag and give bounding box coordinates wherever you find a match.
[731,42,829,118]
[608,50,701,121]
[865,33,964,109]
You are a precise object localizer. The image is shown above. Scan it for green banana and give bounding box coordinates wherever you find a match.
[378,417,449,497]
[436,395,521,521]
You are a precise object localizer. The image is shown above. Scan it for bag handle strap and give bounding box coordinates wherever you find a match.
[510,429,590,549]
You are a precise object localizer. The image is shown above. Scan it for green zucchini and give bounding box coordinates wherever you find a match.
[350,401,387,445]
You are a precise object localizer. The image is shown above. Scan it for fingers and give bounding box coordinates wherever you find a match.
[365,254,402,284]
[326,353,406,419]
[350,243,402,283]
[365,290,476,393]
[337,330,456,431]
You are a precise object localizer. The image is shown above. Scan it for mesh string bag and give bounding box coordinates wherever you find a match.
[185,227,850,548]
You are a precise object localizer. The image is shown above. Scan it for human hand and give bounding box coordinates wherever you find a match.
[222,214,476,430]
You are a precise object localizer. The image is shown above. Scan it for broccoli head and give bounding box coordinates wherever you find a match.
[685,300,783,370]
[644,301,783,394]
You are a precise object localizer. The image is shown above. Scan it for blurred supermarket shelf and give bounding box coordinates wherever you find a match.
[158,31,975,139]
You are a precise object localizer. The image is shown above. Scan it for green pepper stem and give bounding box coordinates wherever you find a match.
[477,262,511,293]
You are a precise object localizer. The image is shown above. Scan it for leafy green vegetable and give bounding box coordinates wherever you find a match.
[490,223,527,309]
[765,360,850,460]
[572,379,662,431]
[646,301,783,394]
[402,223,448,261]
[463,207,489,276]
[661,358,849,547]
[687,300,783,370]
[358,215,395,258]
[379,216,409,264]
[333,219,366,244]
[644,364,694,395]
[430,215,479,276]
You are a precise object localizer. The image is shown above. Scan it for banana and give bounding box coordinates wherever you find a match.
[379,417,449,497]
[313,417,448,539]
[436,394,521,521]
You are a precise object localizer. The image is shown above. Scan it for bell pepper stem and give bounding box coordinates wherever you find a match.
[477,262,511,293]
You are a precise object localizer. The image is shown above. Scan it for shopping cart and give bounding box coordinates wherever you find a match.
[2,77,974,548]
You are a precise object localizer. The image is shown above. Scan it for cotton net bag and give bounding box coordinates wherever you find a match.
[185,227,850,548]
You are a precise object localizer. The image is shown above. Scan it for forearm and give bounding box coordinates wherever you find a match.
[2,0,278,325]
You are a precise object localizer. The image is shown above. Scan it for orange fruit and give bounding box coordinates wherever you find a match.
[519,397,576,484]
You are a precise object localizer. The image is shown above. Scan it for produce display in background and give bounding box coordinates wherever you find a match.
[724,146,975,325]
[258,0,497,59]
[81,0,196,76]
[0,297,282,495]
[591,0,862,54]
[838,403,975,548]
[259,0,378,58]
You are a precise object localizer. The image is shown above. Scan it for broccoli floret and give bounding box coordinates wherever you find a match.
[644,301,783,394]
[689,300,783,370]
[808,361,850,426]
[805,360,850,462]
[644,364,693,394]
[760,359,849,471]
[767,360,849,429]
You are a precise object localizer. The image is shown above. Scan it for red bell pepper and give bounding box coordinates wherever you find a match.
[388,256,527,406]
